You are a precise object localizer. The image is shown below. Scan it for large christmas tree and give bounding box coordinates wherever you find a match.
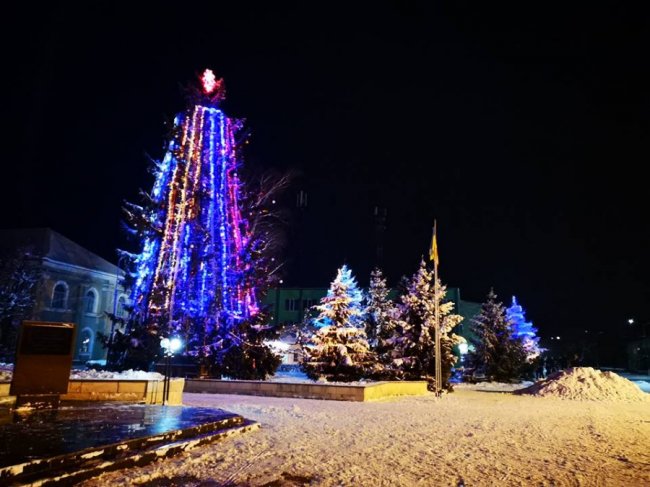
[118,70,285,377]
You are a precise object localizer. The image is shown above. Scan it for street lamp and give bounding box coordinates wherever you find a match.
[628,318,648,339]
[160,337,182,405]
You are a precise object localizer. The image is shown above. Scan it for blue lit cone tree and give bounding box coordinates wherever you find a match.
[468,289,527,382]
[114,70,287,378]
[506,296,542,360]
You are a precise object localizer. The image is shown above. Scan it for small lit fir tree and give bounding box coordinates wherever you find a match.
[468,289,527,382]
[365,267,395,348]
[506,296,542,360]
[384,260,463,389]
[302,265,375,381]
[113,70,287,378]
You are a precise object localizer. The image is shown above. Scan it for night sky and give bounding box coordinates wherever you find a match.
[4,3,649,341]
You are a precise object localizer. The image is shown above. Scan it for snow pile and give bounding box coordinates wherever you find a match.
[455,381,533,392]
[221,369,372,386]
[0,363,13,381]
[70,369,164,381]
[1,366,165,382]
[519,367,648,401]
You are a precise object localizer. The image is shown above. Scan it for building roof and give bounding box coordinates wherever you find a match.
[0,228,121,275]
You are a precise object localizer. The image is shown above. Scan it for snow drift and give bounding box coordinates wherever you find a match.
[0,365,163,382]
[518,367,648,401]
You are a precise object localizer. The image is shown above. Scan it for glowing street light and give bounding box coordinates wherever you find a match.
[161,337,182,355]
[160,336,182,405]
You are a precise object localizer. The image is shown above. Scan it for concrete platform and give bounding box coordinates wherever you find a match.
[0,379,185,406]
[185,379,429,401]
[0,402,258,485]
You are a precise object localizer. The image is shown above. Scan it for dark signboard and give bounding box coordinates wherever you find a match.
[20,325,74,355]
[10,321,76,396]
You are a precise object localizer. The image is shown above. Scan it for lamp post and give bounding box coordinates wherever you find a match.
[160,337,182,405]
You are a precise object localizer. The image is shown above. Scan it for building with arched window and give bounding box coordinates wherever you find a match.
[51,281,69,309]
[0,228,128,364]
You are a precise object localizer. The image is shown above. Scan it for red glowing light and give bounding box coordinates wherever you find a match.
[201,69,217,94]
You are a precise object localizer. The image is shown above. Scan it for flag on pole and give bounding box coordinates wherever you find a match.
[429,221,439,266]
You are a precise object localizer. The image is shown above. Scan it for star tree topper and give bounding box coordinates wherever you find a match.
[195,68,226,105]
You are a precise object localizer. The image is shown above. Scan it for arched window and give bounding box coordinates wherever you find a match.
[79,328,93,357]
[85,288,98,314]
[51,282,68,309]
[116,295,127,318]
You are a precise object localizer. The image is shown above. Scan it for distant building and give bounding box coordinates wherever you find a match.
[0,228,127,364]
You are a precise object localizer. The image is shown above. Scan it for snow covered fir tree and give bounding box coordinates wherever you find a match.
[0,246,39,361]
[381,260,463,389]
[365,267,395,348]
[467,289,528,382]
[111,70,286,378]
[301,265,376,381]
[506,296,542,360]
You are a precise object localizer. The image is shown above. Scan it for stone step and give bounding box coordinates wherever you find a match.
[23,421,260,486]
[0,405,259,486]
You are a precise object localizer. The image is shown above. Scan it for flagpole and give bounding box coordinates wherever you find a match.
[432,221,442,396]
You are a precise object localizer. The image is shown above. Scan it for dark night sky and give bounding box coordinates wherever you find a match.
[3,2,649,340]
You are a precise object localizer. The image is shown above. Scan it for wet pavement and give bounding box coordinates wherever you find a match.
[0,402,237,468]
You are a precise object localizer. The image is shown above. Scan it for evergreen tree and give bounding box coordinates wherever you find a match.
[385,260,463,389]
[506,296,542,360]
[111,70,287,378]
[210,309,282,380]
[366,267,394,347]
[468,289,527,382]
[0,247,39,361]
[302,265,375,381]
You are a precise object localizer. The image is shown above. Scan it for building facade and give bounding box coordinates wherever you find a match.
[0,228,127,364]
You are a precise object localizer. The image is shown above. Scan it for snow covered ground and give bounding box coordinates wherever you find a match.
[81,387,650,486]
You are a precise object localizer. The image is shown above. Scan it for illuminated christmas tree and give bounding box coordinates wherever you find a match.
[385,260,463,389]
[116,70,286,377]
[302,265,374,381]
[506,296,542,360]
[468,290,527,381]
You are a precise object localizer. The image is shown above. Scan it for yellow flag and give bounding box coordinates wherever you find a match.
[429,223,439,266]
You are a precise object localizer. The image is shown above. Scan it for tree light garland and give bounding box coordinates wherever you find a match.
[130,70,258,345]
